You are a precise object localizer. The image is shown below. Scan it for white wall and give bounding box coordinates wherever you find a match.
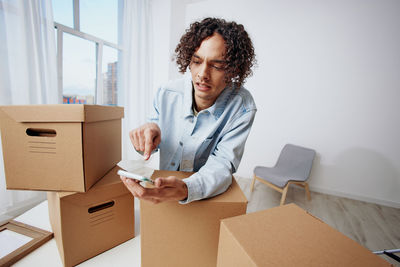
[153,0,400,207]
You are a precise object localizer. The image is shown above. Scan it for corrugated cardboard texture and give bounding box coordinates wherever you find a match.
[141,170,247,267]
[0,104,123,192]
[217,204,392,267]
[82,119,121,190]
[47,166,135,267]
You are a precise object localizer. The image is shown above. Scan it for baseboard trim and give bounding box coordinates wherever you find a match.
[309,185,400,209]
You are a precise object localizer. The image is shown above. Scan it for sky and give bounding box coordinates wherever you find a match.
[52,0,119,96]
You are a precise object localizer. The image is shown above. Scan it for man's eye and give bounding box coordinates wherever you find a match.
[192,60,201,65]
[213,65,224,70]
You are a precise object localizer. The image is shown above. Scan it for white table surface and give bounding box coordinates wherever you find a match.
[11,201,141,267]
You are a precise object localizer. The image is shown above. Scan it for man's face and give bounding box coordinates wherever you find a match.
[190,33,227,111]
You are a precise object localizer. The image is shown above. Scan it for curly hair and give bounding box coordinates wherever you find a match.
[175,17,256,89]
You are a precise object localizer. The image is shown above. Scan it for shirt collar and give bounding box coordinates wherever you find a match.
[183,74,234,121]
[183,74,194,119]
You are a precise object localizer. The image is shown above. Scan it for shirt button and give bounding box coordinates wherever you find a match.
[179,141,183,146]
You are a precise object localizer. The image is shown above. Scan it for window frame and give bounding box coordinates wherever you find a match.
[54,0,122,105]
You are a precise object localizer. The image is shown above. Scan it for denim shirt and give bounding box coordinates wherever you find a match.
[148,75,257,203]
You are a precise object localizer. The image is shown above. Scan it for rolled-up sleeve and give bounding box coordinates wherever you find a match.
[180,109,256,204]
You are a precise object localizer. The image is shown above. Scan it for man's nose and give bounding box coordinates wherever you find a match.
[198,63,210,80]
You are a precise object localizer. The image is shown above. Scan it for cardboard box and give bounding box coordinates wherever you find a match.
[140,170,248,267]
[217,203,392,267]
[47,166,134,267]
[0,104,124,192]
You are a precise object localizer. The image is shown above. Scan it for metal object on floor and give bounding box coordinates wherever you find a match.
[373,249,400,263]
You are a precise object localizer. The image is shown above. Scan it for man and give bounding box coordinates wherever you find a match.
[120,17,256,204]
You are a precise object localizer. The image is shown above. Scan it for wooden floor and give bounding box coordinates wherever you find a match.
[235,176,400,266]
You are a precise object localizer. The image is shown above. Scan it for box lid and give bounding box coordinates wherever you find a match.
[151,170,247,204]
[0,104,124,123]
[57,166,129,205]
[220,203,391,266]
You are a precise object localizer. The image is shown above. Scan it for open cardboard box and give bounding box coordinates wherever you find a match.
[217,203,392,267]
[140,170,248,267]
[47,166,135,267]
[0,104,123,192]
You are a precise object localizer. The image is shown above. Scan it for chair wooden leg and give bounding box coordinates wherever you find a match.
[304,182,311,201]
[250,175,257,193]
[280,185,289,206]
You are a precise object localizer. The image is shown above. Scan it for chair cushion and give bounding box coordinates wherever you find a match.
[254,166,305,188]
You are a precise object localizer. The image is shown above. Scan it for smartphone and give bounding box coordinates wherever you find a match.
[117,170,155,185]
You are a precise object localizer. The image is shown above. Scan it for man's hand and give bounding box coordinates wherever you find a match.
[120,176,188,204]
[129,123,161,160]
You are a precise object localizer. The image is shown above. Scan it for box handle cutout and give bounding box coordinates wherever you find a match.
[26,128,57,137]
[88,201,115,213]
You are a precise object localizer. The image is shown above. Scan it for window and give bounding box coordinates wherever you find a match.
[52,0,121,105]
[63,33,96,104]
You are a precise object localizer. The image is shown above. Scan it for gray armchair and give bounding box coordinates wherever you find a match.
[251,144,316,206]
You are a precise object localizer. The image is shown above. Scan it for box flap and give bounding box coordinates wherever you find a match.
[220,203,391,266]
[151,170,247,204]
[0,105,85,122]
[83,105,124,122]
[0,105,124,123]
[59,166,129,205]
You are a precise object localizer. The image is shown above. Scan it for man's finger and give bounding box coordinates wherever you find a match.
[143,131,156,160]
[138,130,146,152]
[120,176,140,185]
[155,176,181,188]
[120,178,140,198]
[124,179,165,201]
[126,179,149,198]
[129,130,139,152]
[154,134,161,148]
[122,174,187,203]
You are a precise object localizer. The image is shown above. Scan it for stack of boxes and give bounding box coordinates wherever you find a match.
[0,104,134,266]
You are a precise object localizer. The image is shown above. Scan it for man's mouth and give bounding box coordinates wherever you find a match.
[195,82,211,91]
